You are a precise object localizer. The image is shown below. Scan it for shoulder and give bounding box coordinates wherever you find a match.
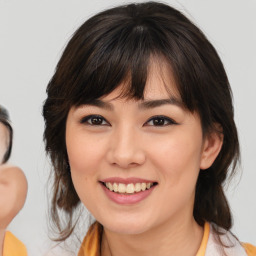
[206,223,255,256]
[78,222,102,256]
[3,231,27,256]
[242,243,256,256]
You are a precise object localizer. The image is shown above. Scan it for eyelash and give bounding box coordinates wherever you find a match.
[80,115,178,127]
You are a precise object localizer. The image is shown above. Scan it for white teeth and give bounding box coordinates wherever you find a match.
[113,183,118,192]
[118,183,126,193]
[106,182,113,191]
[135,183,141,192]
[126,184,135,193]
[105,182,154,193]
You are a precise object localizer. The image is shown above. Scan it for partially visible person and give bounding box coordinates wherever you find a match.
[0,105,27,256]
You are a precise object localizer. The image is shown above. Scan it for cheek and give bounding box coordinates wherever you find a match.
[0,144,6,162]
[0,131,8,163]
[147,129,203,185]
[66,134,108,219]
[152,137,202,167]
[66,133,105,176]
[66,135,97,204]
[146,133,203,217]
[66,132,109,207]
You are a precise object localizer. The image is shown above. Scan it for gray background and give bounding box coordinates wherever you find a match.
[0,0,255,255]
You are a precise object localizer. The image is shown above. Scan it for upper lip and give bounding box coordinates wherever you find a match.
[100,177,157,184]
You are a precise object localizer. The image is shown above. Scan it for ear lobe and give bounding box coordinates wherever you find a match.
[200,127,223,170]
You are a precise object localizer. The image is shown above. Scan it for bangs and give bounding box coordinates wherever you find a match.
[62,18,180,106]
[70,25,154,105]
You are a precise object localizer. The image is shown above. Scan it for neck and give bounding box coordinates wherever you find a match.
[102,216,203,256]
[0,229,6,256]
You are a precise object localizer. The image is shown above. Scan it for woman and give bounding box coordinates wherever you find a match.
[43,2,256,255]
[0,105,27,256]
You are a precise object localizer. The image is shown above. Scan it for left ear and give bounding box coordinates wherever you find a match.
[200,124,223,170]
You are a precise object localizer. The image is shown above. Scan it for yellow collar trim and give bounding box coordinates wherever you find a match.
[3,231,27,256]
[79,222,210,256]
[196,222,210,256]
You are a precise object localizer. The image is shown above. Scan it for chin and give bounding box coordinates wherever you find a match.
[101,215,152,235]
[107,224,148,235]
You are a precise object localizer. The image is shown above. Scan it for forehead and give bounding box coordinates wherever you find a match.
[102,57,180,102]
[144,58,179,99]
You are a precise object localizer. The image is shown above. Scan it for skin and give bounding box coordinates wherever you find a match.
[66,60,223,256]
[0,123,28,256]
[0,123,9,163]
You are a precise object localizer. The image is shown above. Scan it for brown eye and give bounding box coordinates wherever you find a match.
[91,116,103,125]
[80,115,109,126]
[145,116,177,127]
[152,118,165,126]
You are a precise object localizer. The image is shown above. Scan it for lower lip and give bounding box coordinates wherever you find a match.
[100,183,156,205]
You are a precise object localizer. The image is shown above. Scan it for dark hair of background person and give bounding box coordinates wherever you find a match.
[0,105,13,164]
[43,1,240,241]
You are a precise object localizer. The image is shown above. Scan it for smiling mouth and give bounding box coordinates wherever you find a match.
[101,182,158,194]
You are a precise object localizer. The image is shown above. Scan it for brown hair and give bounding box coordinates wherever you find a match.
[43,1,239,241]
[0,105,13,164]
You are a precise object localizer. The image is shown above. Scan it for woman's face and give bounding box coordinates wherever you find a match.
[0,122,9,163]
[66,61,221,235]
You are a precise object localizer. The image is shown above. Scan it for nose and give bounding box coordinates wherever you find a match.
[106,125,146,169]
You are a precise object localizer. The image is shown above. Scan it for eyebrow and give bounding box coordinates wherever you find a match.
[81,99,114,111]
[80,97,183,111]
[138,98,183,109]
